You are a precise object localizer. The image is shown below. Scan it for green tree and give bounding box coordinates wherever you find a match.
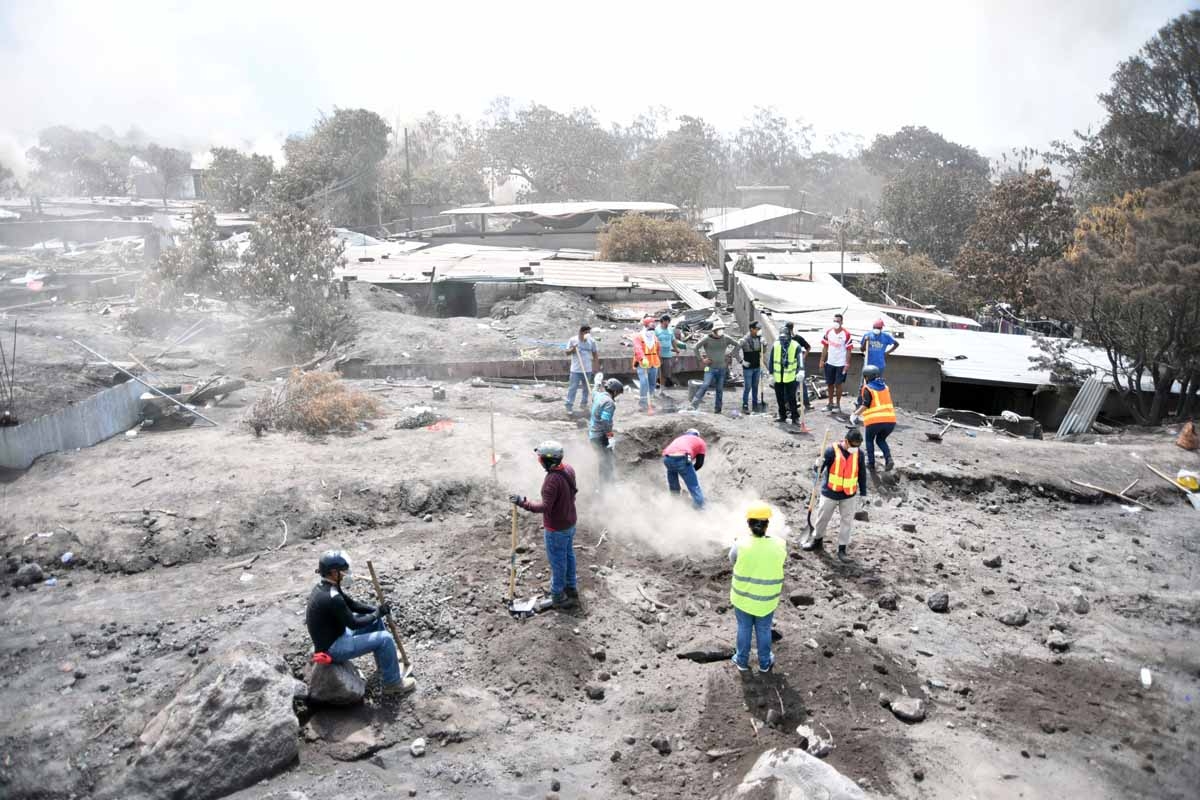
[1033,172,1200,424]
[862,249,979,318]
[274,108,391,226]
[732,107,811,187]
[26,126,132,196]
[1053,11,1200,205]
[597,214,713,263]
[143,205,235,307]
[955,168,1075,311]
[239,204,352,350]
[204,147,275,212]
[141,143,192,207]
[483,100,621,200]
[864,126,991,266]
[630,115,726,213]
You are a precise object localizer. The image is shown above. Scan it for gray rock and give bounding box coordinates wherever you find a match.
[585,683,605,700]
[394,406,440,430]
[788,592,815,607]
[1046,632,1073,652]
[998,605,1029,627]
[877,592,899,611]
[409,737,426,757]
[900,523,918,533]
[650,733,672,755]
[927,592,950,613]
[794,725,833,758]
[983,555,1003,568]
[307,661,366,706]
[719,747,866,799]
[13,562,44,587]
[1071,589,1090,615]
[889,697,927,723]
[111,641,299,800]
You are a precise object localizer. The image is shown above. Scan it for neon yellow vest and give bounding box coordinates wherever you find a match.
[729,535,786,616]
[772,340,801,383]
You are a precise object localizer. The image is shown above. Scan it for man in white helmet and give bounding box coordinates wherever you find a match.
[511,440,581,609]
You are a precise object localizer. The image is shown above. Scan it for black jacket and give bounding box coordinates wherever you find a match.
[305,580,379,653]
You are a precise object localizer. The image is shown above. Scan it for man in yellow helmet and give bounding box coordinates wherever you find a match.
[728,503,786,673]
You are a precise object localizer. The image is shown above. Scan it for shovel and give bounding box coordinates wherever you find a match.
[365,560,414,679]
[804,428,834,537]
[925,421,953,442]
[507,505,547,618]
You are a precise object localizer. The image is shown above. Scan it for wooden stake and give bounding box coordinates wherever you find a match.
[366,560,412,675]
[509,505,518,602]
[1068,479,1154,511]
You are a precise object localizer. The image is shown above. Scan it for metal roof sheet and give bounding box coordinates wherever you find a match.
[738,273,899,335]
[704,204,816,236]
[865,303,981,328]
[440,201,679,217]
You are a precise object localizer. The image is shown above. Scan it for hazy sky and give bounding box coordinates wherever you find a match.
[1,0,1195,173]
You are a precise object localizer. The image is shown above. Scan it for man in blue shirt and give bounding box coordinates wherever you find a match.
[860,319,899,376]
[655,314,686,389]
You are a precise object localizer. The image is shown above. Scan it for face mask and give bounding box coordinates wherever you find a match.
[846,446,858,453]
[580,333,589,341]
[340,571,353,589]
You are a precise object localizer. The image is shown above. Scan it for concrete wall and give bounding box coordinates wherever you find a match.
[0,377,150,470]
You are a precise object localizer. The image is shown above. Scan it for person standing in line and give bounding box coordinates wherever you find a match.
[819,314,853,412]
[588,378,624,485]
[661,428,707,509]
[765,323,809,425]
[632,316,661,412]
[739,321,764,414]
[510,441,580,609]
[655,314,687,389]
[852,365,896,472]
[690,322,741,414]
[564,324,600,414]
[802,428,868,562]
[728,503,785,673]
[860,319,899,377]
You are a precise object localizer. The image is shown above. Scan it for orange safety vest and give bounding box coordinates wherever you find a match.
[633,332,662,369]
[826,445,860,496]
[860,384,896,426]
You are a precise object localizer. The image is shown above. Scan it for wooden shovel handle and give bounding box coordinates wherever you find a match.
[366,560,410,671]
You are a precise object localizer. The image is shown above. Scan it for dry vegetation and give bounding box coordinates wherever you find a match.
[247,370,379,435]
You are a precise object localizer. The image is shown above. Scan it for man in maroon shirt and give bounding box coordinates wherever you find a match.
[510,440,580,609]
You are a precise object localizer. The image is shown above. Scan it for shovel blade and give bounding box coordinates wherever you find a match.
[1186,492,1200,510]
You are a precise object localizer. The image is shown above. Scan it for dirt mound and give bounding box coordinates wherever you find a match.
[347,282,417,314]
[491,289,606,327]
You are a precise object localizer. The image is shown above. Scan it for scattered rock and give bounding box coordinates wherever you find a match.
[900,523,917,533]
[877,592,899,611]
[794,725,833,758]
[590,647,606,662]
[853,510,869,522]
[585,684,605,701]
[13,563,44,587]
[788,592,815,607]
[650,733,672,755]
[981,587,996,596]
[1046,632,1073,653]
[889,697,927,723]
[610,750,622,762]
[113,641,300,800]
[410,737,427,757]
[307,662,366,706]
[1071,592,1090,615]
[719,747,867,799]
[983,555,1003,568]
[804,638,820,650]
[1068,562,1082,573]
[998,605,1029,627]
[394,406,441,430]
[766,708,783,728]
[913,768,925,782]
[926,592,950,613]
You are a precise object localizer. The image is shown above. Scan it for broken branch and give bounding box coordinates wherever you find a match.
[638,585,672,610]
[1069,479,1154,511]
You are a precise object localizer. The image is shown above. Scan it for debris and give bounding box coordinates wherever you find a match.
[676,649,733,664]
[1140,667,1152,688]
[72,339,219,427]
[307,661,366,706]
[13,562,44,587]
[998,605,1030,627]
[795,724,833,758]
[1046,632,1073,652]
[721,747,867,799]
[900,523,918,533]
[394,406,441,430]
[638,585,672,610]
[585,684,606,700]
[889,697,927,723]
[788,592,815,607]
[1069,479,1154,511]
[877,592,899,611]
[409,738,427,757]
[650,733,672,755]
[983,555,1002,568]
[1177,420,1198,451]
[926,592,950,613]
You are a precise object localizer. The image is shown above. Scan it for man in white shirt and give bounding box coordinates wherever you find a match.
[819,313,853,412]
[565,325,600,414]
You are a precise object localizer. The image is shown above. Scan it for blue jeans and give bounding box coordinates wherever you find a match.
[742,368,761,408]
[590,436,614,484]
[865,422,895,468]
[692,367,727,411]
[544,525,577,596]
[637,366,659,409]
[327,618,401,685]
[663,454,705,508]
[565,371,590,410]
[733,607,774,670]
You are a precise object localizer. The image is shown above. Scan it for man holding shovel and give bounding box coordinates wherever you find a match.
[305,550,416,695]
[511,440,580,610]
[564,324,599,414]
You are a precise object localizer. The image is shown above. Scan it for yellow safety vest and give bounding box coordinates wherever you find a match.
[729,535,786,616]
[772,340,801,383]
[860,384,896,426]
[827,445,860,496]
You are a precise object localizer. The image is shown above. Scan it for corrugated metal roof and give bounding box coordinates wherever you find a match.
[895,327,1112,387]
[538,262,714,294]
[1056,377,1110,437]
[865,303,981,328]
[440,201,679,217]
[664,278,715,310]
[704,204,812,236]
[738,273,899,335]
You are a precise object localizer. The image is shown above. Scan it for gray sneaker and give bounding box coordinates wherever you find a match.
[383,676,417,696]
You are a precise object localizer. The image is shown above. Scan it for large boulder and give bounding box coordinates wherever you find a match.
[111,641,301,800]
[307,661,366,705]
[720,747,867,799]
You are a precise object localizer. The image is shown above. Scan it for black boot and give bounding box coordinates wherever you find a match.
[565,586,582,609]
[837,545,850,562]
[801,534,823,551]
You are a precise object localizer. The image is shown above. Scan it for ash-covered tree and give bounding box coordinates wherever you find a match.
[141,143,192,207]
[380,112,488,215]
[954,168,1074,312]
[1052,11,1200,205]
[204,147,275,212]
[630,115,726,213]
[274,108,391,227]
[1033,171,1200,424]
[732,107,811,187]
[598,214,713,264]
[143,205,234,307]
[483,99,621,200]
[862,250,979,318]
[0,161,18,195]
[26,126,133,196]
[239,205,352,351]
[864,126,991,266]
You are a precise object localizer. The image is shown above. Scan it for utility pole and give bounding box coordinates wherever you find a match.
[839,222,846,285]
[404,127,413,235]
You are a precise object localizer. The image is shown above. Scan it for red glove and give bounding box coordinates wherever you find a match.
[312,652,333,665]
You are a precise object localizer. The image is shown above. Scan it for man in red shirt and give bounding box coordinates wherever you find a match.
[661,428,707,509]
[510,441,580,609]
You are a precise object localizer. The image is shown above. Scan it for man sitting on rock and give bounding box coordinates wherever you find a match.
[305,550,415,696]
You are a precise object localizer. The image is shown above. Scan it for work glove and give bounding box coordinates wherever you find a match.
[508,494,524,505]
[377,602,392,619]
[606,436,615,450]
[850,414,862,426]
[742,360,751,368]
[641,357,650,368]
